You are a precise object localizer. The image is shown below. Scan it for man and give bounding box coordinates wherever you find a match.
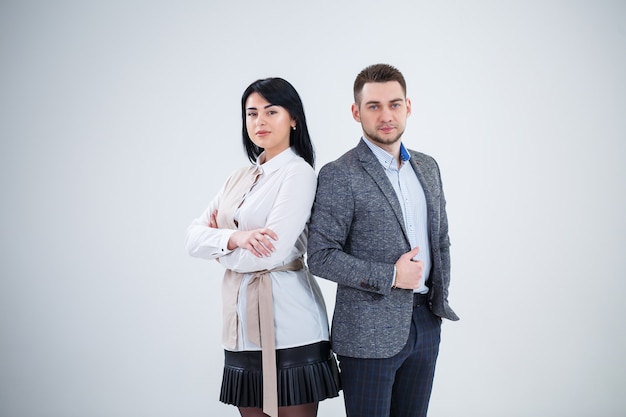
[307,64,459,417]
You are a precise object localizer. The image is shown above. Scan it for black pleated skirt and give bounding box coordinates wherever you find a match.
[220,341,341,408]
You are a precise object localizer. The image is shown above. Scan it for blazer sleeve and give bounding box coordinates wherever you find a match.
[307,162,395,295]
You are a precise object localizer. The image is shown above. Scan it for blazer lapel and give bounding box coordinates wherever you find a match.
[408,153,438,239]
[357,141,410,244]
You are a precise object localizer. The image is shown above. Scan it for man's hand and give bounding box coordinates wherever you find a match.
[228,228,278,258]
[393,247,423,290]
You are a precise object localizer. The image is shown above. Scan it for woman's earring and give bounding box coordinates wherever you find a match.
[292,125,296,130]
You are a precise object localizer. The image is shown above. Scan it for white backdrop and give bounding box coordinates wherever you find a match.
[1,1,625,416]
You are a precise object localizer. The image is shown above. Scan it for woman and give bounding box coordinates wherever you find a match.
[186,78,340,417]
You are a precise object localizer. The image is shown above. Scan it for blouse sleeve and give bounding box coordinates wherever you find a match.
[185,185,237,260]
[218,162,316,273]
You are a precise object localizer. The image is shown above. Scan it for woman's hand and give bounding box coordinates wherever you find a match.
[228,228,278,258]
[210,210,278,257]
[209,210,218,228]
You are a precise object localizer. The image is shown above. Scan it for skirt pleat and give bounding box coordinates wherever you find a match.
[220,341,341,408]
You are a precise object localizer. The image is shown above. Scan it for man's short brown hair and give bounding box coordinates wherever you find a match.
[353,64,407,105]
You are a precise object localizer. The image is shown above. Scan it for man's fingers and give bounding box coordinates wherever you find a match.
[403,246,419,260]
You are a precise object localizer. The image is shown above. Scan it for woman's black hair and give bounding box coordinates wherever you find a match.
[241,78,315,168]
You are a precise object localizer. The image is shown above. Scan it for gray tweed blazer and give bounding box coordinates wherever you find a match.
[307,139,459,359]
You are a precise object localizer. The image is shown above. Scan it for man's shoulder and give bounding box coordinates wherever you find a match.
[407,148,434,161]
[407,148,440,168]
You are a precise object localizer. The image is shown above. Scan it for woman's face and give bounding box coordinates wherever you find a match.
[245,92,295,162]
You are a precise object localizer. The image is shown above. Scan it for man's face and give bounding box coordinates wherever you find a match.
[352,81,411,151]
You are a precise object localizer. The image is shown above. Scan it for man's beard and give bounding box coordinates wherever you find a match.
[364,126,405,146]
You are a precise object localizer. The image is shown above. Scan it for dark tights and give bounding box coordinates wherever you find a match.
[238,402,318,417]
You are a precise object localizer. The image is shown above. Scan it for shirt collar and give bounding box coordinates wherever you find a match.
[361,137,411,170]
[255,147,298,175]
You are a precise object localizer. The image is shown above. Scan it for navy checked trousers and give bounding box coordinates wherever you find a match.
[337,297,442,417]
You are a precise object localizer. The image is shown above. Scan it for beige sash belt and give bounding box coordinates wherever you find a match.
[222,258,304,417]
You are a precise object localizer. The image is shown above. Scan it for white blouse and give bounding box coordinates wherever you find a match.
[186,148,330,351]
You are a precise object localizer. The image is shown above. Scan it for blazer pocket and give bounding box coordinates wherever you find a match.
[338,285,384,302]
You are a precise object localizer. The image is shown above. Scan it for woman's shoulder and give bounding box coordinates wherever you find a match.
[285,154,316,176]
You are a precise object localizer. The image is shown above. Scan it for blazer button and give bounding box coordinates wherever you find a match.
[360,283,367,288]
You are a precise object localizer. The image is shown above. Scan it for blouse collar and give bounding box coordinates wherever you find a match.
[255,147,299,176]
